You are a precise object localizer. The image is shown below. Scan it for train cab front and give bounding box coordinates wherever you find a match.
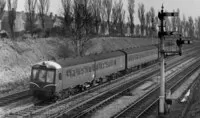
[30,61,59,100]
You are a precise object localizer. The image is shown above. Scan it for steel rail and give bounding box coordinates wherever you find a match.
[114,57,200,118]
[60,52,198,118]
[6,45,198,117]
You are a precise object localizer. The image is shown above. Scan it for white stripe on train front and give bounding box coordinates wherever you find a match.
[43,84,56,88]
[30,82,40,88]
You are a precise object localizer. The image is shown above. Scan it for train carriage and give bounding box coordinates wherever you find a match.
[30,45,160,100]
[90,51,126,82]
[126,46,158,68]
[56,57,95,94]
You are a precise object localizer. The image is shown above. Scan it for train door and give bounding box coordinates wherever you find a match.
[55,69,63,94]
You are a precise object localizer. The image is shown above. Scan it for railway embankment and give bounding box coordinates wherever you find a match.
[183,77,200,118]
[161,68,200,118]
[0,37,157,98]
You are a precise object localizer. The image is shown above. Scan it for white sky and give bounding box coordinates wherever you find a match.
[15,0,200,24]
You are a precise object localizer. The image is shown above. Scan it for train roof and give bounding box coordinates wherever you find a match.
[56,56,94,67]
[56,51,124,68]
[33,46,158,69]
[89,50,125,61]
[33,61,61,69]
[124,45,157,54]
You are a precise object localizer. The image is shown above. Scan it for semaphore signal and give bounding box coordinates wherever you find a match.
[157,4,191,116]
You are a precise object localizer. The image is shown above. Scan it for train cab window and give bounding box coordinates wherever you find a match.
[46,71,55,83]
[38,70,46,82]
[32,69,45,82]
[88,66,92,72]
[32,68,55,83]
[32,69,38,80]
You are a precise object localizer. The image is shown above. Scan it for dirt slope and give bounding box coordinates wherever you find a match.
[85,37,157,55]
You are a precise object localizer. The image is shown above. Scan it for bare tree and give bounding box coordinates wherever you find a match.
[71,0,93,56]
[111,1,118,30]
[194,18,198,38]
[118,0,125,36]
[135,24,140,36]
[188,16,194,38]
[103,0,112,35]
[61,0,73,35]
[171,9,180,32]
[128,0,135,36]
[82,0,93,35]
[145,11,150,36]
[91,0,101,34]
[176,8,181,33]
[99,0,106,34]
[170,9,181,34]
[111,0,124,35]
[185,20,190,37]
[0,0,5,31]
[0,0,5,19]
[37,0,50,30]
[195,17,200,39]
[154,16,159,33]
[25,0,37,36]
[182,15,187,37]
[138,3,145,36]
[72,0,84,55]
[149,7,155,37]
[7,0,17,40]
[165,17,172,31]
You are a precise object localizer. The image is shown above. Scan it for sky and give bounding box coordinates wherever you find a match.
[15,0,200,24]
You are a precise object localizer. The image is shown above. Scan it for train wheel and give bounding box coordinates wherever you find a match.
[83,82,90,90]
[106,75,112,82]
[99,77,103,83]
[74,85,83,93]
[94,80,99,86]
[90,80,95,87]
[137,65,141,70]
[112,73,117,79]
[61,88,72,99]
[59,91,65,100]
[54,93,61,101]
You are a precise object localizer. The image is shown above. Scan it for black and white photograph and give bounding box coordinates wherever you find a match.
[0,0,199,117]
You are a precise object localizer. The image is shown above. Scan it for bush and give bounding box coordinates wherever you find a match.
[58,43,74,58]
[50,27,65,36]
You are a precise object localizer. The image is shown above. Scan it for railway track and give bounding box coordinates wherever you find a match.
[136,65,200,118]
[9,105,44,117]
[6,58,162,117]
[57,54,199,117]
[113,57,200,118]
[35,51,199,118]
[4,45,199,117]
[0,89,30,107]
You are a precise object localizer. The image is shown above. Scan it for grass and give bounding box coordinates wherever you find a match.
[0,78,29,98]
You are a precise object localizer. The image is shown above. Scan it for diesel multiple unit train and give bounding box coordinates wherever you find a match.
[30,46,159,99]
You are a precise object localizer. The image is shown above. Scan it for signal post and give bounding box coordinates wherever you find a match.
[158,5,166,115]
[158,5,191,116]
[158,5,179,115]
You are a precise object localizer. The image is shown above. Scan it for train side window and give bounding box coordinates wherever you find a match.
[88,66,92,72]
[71,70,76,77]
[59,73,62,80]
